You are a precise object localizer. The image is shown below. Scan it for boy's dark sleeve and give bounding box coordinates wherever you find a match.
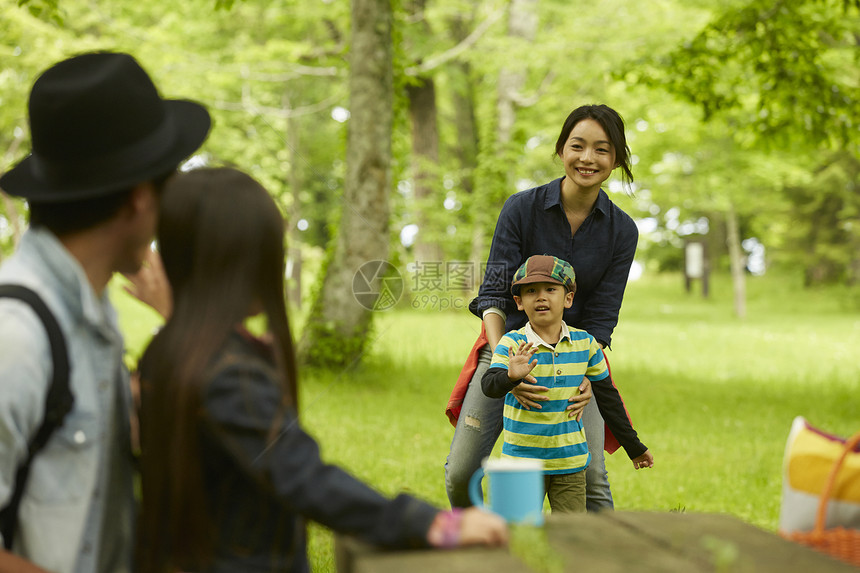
[482,366,519,399]
[592,379,647,460]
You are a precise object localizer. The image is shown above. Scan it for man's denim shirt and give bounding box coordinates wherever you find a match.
[0,227,134,573]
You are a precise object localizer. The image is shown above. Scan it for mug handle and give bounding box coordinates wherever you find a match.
[468,467,486,509]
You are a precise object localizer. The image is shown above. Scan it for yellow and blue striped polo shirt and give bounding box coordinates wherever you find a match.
[490,322,609,475]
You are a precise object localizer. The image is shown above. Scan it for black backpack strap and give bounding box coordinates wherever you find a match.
[0,285,73,550]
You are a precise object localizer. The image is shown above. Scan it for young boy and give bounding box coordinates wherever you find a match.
[481,255,653,513]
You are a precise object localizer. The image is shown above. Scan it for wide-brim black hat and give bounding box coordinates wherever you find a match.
[0,51,211,202]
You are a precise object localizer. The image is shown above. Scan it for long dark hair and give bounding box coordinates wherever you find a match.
[554,104,634,186]
[137,167,297,572]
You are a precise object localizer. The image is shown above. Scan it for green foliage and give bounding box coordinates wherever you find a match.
[16,0,62,24]
[0,195,25,259]
[298,224,382,369]
[1,0,350,252]
[299,309,372,370]
[298,229,339,366]
[782,151,860,285]
[625,0,860,150]
[611,1,860,286]
[6,0,860,371]
[300,322,369,370]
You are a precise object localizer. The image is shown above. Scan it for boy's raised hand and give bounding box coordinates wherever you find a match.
[507,341,538,381]
[507,341,550,410]
[507,341,552,410]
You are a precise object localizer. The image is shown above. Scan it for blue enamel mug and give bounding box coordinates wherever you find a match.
[468,458,544,525]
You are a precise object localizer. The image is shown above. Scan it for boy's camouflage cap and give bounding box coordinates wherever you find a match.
[511,255,575,294]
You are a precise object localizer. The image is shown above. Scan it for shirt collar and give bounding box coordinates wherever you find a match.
[545,177,610,217]
[523,320,572,350]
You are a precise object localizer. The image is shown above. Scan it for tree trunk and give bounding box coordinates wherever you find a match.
[473,0,538,276]
[284,93,302,307]
[407,77,443,264]
[404,0,442,264]
[496,0,536,143]
[299,0,393,367]
[448,21,478,199]
[447,11,483,270]
[725,202,746,319]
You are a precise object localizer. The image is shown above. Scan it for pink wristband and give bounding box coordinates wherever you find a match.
[428,508,463,549]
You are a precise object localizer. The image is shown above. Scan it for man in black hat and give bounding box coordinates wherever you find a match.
[0,51,210,573]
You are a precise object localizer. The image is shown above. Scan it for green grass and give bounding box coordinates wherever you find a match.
[602,271,859,527]
[110,270,860,572]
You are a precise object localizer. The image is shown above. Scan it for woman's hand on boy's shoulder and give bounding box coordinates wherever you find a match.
[566,378,592,420]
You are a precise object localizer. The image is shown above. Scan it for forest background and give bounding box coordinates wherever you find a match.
[2,0,860,344]
[1,0,859,567]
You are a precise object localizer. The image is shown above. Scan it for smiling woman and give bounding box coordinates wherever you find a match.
[445,103,642,514]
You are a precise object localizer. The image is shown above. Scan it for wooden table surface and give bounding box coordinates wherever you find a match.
[335,511,858,572]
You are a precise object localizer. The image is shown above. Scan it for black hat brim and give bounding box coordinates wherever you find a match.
[0,99,211,202]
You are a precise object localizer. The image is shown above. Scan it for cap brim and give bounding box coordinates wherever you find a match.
[511,274,565,293]
[0,99,211,202]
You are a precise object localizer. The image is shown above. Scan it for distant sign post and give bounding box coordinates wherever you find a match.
[684,239,709,297]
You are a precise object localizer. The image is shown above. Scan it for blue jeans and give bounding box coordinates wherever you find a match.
[444,346,614,511]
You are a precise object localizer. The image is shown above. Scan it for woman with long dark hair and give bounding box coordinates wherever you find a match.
[137,168,506,573]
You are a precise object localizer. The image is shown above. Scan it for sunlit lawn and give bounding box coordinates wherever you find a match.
[113,270,860,572]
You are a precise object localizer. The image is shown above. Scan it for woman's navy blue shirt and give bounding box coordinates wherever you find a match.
[469,177,638,348]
